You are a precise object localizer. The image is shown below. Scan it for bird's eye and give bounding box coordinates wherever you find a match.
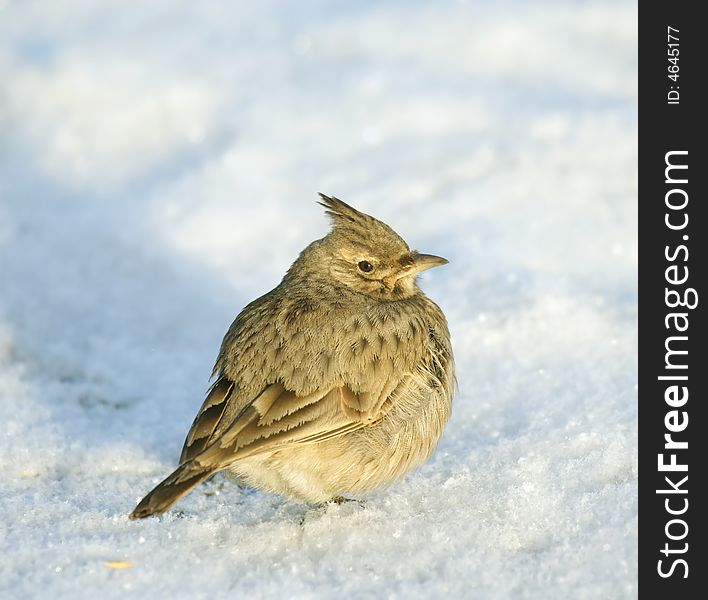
[357,260,374,273]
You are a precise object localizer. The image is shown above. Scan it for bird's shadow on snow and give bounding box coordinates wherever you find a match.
[0,166,260,470]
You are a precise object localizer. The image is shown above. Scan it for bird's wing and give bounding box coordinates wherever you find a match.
[179,374,409,469]
[180,377,236,463]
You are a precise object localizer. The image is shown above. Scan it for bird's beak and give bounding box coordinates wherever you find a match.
[409,252,449,274]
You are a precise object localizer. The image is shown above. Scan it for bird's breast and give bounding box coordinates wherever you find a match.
[271,295,433,394]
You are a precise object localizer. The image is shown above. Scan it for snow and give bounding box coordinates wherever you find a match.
[0,1,637,598]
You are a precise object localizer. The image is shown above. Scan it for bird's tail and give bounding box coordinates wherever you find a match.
[129,460,217,520]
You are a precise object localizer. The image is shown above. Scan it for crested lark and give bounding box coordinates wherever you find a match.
[130,194,455,519]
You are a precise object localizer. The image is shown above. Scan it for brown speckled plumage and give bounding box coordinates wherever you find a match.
[130,194,455,519]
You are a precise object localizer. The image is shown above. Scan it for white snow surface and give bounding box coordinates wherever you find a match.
[1,1,637,598]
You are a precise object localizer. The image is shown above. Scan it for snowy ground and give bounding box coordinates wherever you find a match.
[0,1,637,598]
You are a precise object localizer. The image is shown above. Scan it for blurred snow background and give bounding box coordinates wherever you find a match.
[0,0,637,598]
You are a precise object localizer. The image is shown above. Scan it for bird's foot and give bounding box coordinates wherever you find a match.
[298,497,367,525]
[329,496,366,508]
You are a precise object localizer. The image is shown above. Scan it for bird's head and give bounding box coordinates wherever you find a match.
[312,193,448,300]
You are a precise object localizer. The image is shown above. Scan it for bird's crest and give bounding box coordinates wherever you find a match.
[318,193,373,229]
[317,193,409,252]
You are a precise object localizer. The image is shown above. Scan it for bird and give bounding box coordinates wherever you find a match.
[129,193,455,519]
